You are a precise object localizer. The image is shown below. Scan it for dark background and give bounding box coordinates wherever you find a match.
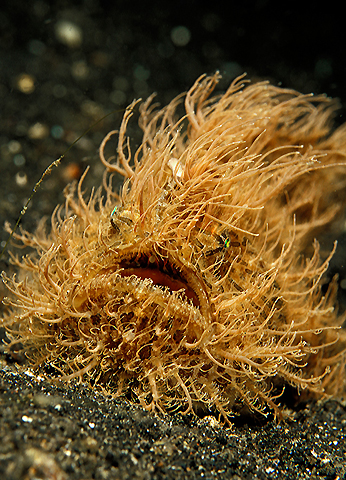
[1,2,346,479]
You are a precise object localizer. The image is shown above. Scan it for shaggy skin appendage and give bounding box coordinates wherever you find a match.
[2,74,346,423]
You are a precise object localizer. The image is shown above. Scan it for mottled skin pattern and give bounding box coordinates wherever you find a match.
[2,74,346,423]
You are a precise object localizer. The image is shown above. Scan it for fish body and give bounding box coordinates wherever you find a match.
[2,74,346,422]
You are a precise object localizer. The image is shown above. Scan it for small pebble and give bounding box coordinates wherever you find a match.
[170,26,191,46]
[15,171,28,187]
[55,20,83,48]
[15,73,35,94]
[28,122,49,140]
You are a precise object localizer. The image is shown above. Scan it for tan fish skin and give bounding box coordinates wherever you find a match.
[2,73,346,424]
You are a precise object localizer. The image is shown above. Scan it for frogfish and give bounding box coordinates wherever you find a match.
[2,73,346,423]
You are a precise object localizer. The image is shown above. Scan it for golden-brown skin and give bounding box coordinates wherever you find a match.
[2,73,346,423]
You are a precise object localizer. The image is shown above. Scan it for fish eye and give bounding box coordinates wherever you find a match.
[223,237,230,249]
[111,206,118,217]
[110,205,134,233]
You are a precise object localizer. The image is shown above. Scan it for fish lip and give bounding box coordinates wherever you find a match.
[119,266,200,307]
[114,250,212,319]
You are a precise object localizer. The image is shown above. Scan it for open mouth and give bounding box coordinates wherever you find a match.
[118,253,200,308]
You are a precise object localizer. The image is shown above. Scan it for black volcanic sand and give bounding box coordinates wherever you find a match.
[1,362,345,480]
[1,1,346,479]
